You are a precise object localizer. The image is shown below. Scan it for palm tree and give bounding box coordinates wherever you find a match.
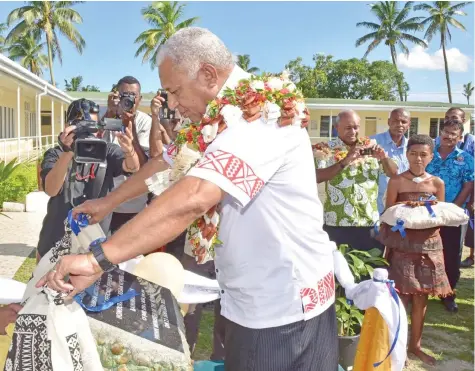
[6,1,86,86]
[414,2,471,103]
[0,23,7,53]
[463,82,474,105]
[355,1,427,101]
[135,1,199,70]
[236,54,260,74]
[7,31,48,76]
[64,76,83,91]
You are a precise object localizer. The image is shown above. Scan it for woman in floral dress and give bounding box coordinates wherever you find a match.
[376,134,451,366]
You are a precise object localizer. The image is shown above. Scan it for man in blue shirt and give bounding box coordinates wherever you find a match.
[427,118,474,312]
[371,108,410,214]
[435,107,474,156]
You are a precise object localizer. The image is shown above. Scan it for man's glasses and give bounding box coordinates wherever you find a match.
[441,130,460,139]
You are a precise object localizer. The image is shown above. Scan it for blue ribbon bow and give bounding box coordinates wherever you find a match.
[373,222,380,236]
[372,278,401,368]
[419,195,437,218]
[391,219,406,238]
[74,285,139,312]
[67,210,89,236]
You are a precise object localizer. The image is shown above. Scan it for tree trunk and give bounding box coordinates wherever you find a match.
[390,45,404,101]
[441,33,452,104]
[46,31,55,86]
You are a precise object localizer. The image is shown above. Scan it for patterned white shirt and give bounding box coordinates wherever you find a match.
[187,66,336,329]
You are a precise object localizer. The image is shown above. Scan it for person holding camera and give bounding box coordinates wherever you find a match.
[36,98,139,260]
[103,76,152,233]
[315,109,398,252]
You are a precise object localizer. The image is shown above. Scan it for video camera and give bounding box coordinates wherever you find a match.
[73,118,123,164]
[157,89,176,120]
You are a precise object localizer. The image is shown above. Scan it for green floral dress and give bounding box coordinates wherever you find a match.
[315,138,382,227]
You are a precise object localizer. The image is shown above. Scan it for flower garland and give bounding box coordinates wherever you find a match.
[312,137,376,165]
[158,71,310,263]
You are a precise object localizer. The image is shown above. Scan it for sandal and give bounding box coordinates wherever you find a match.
[460,257,474,268]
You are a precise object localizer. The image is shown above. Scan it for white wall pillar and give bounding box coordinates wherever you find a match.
[60,102,64,131]
[37,94,42,154]
[16,85,21,159]
[51,99,54,146]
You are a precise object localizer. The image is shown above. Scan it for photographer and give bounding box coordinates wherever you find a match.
[36,98,139,259]
[103,76,152,233]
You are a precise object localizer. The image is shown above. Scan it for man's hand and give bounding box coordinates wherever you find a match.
[58,125,77,152]
[341,145,363,167]
[151,94,165,118]
[105,91,120,117]
[36,254,102,298]
[371,145,388,161]
[117,126,135,155]
[0,303,23,335]
[72,198,115,225]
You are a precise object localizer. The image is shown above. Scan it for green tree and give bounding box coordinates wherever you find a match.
[415,1,471,103]
[6,1,86,86]
[0,23,7,53]
[236,54,260,74]
[64,76,83,91]
[135,1,199,70]
[81,85,100,92]
[355,1,427,101]
[463,82,474,105]
[7,31,48,76]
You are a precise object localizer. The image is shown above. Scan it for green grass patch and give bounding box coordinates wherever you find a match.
[0,163,38,206]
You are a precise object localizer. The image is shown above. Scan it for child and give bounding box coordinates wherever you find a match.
[377,134,450,366]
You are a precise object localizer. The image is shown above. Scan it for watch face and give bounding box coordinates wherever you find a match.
[91,237,107,247]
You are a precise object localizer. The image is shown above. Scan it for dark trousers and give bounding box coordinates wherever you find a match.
[110,212,138,234]
[440,226,463,300]
[181,254,225,360]
[324,225,384,252]
[224,305,338,371]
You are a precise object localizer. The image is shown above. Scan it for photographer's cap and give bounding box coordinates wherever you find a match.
[66,98,100,123]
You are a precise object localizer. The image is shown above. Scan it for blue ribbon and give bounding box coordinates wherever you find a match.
[391,219,406,238]
[465,209,474,230]
[67,210,89,236]
[74,287,139,312]
[372,278,401,368]
[424,202,436,218]
[373,222,380,236]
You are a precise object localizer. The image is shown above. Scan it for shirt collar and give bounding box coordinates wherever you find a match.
[383,130,407,148]
[217,65,251,98]
[435,144,463,158]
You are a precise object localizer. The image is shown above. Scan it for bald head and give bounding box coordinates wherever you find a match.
[336,110,360,144]
[388,108,411,140]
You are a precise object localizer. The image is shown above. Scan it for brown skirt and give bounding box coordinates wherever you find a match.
[387,249,452,297]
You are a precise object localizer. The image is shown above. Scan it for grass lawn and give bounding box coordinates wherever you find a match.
[1,249,473,370]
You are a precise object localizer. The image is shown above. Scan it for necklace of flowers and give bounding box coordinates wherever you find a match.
[152,72,310,264]
[312,137,376,164]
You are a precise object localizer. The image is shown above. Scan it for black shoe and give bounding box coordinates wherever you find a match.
[460,257,474,268]
[443,299,459,313]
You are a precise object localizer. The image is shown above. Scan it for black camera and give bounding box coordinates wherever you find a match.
[360,148,374,156]
[73,118,123,164]
[119,92,135,113]
[157,89,176,120]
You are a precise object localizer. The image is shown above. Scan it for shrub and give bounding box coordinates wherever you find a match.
[0,163,38,205]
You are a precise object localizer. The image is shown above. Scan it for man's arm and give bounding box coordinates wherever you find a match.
[453,181,474,207]
[72,156,169,223]
[380,157,398,177]
[316,162,346,184]
[44,152,74,196]
[104,176,224,264]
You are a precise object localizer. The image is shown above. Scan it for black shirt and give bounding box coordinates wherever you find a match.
[37,144,125,257]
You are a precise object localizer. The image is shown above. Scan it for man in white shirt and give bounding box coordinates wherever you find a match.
[46,27,338,370]
[103,76,152,233]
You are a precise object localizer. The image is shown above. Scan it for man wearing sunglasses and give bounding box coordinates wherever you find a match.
[427,118,474,313]
[103,76,152,233]
[36,99,139,260]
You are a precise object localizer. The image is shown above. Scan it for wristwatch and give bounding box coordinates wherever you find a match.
[89,238,117,273]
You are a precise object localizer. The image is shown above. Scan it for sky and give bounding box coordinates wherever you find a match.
[0,1,474,103]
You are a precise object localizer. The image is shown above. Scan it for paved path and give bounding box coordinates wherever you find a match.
[0,211,45,279]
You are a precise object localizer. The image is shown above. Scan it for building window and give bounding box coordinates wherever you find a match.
[320,116,337,138]
[0,106,15,139]
[429,118,444,139]
[406,118,418,138]
[26,111,37,136]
